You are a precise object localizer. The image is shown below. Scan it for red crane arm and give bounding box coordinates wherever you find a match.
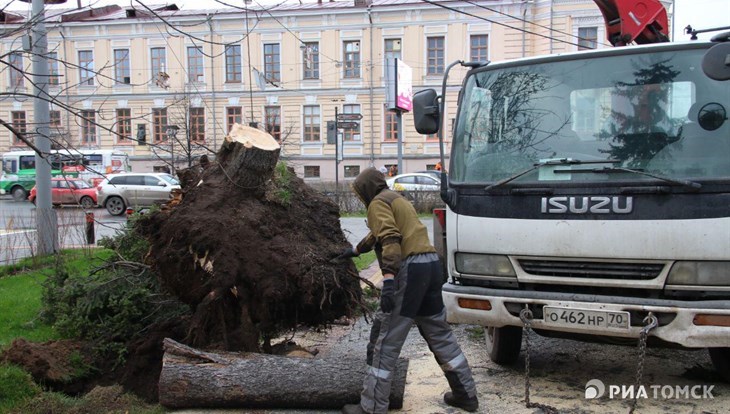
[593,0,670,46]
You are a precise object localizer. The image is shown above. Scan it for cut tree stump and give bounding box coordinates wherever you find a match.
[217,123,281,191]
[158,338,408,409]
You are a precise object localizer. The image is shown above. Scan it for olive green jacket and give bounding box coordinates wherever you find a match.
[353,168,435,276]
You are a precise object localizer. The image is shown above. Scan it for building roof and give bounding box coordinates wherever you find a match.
[3,0,494,24]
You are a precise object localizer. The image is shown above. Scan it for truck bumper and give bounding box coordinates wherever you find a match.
[442,284,730,348]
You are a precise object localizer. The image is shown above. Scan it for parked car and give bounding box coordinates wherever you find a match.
[97,173,180,216]
[386,173,441,192]
[415,170,442,180]
[29,177,98,209]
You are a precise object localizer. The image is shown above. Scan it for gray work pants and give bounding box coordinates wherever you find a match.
[360,253,477,414]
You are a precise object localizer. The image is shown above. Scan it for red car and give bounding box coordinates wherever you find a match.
[29,177,98,209]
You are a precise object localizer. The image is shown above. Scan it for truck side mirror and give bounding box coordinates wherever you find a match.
[413,89,441,135]
[702,41,730,81]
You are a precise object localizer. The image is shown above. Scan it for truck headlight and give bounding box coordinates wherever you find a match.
[454,253,516,277]
[666,261,730,286]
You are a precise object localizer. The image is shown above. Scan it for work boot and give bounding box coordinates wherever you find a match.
[444,391,479,412]
[341,403,367,414]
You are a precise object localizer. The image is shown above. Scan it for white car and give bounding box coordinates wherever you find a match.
[97,173,180,216]
[386,173,441,192]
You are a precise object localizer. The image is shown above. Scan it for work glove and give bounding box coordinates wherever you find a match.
[333,247,359,263]
[380,279,396,313]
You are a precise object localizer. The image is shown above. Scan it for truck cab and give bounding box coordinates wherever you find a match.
[415,40,730,379]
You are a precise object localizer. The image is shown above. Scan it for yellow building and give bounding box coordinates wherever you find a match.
[0,0,671,181]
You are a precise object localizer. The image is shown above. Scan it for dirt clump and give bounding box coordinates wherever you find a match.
[1,338,94,395]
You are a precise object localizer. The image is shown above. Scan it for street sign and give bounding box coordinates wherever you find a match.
[337,113,363,121]
[326,121,337,144]
[338,122,359,129]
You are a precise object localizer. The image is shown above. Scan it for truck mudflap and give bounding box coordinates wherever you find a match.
[442,284,730,348]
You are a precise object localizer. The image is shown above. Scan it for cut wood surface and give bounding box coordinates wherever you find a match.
[158,338,408,409]
[218,123,281,191]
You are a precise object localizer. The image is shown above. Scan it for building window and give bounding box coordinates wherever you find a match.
[304,165,320,178]
[50,110,61,128]
[116,108,132,143]
[384,39,402,61]
[48,52,60,86]
[470,35,488,62]
[226,106,242,132]
[114,49,131,84]
[264,43,280,83]
[11,111,26,145]
[78,50,94,86]
[9,53,24,88]
[189,108,205,143]
[344,165,360,178]
[303,42,319,80]
[384,110,398,142]
[303,105,320,142]
[187,46,204,83]
[578,27,598,50]
[152,108,167,143]
[343,41,360,78]
[80,110,96,144]
[151,47,166,76]
[225,45,242,83]
[427,36,444,75]
[342,104,361,142]
[265,106,281,141]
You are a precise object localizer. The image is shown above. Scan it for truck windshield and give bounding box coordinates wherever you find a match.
[451,47,730,185]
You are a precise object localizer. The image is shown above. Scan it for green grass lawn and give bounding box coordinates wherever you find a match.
[0,249,115,413]
[0,273,58,347]
[353,250,377,271]
[0,249,113,347]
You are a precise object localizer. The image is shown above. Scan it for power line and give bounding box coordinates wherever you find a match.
[420,0,588,49]
[460,0,610,48]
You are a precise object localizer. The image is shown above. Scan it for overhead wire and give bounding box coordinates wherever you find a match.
[460,0,610,48]
[420,0,589,49]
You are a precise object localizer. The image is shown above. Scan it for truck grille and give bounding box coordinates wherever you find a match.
[518,259,664,280]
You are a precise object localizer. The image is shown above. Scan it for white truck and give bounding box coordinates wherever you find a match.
[413,34,730,380]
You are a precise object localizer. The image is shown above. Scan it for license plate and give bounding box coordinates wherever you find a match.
[543,306,630,330]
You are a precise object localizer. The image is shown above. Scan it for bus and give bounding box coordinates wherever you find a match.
[414,40,730,380]
[52,149,130,186]
[1,149,130,201]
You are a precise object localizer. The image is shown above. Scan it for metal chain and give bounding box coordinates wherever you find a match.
[628,312,659,414]
[520,306,560,414]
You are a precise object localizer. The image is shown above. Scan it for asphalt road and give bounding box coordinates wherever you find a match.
[0,196,127,265]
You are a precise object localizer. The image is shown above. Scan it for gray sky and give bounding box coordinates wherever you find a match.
[4,0,729,42]
[672,0,730,41]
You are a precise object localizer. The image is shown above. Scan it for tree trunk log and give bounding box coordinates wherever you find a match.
[158,338,408,409]
[216,123,281,191]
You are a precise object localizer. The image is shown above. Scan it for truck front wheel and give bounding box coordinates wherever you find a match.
[485,326,523,364]
[708,348,730,382]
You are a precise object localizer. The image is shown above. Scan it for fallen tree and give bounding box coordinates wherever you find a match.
[159,339,408,409]
[137,124,365,352]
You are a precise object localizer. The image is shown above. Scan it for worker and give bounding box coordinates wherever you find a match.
[336,167,479,414]
[388,165,398,177]
[435,161,442,171]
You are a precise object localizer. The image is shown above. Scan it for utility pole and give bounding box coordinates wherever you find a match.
[28,0,62,255]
